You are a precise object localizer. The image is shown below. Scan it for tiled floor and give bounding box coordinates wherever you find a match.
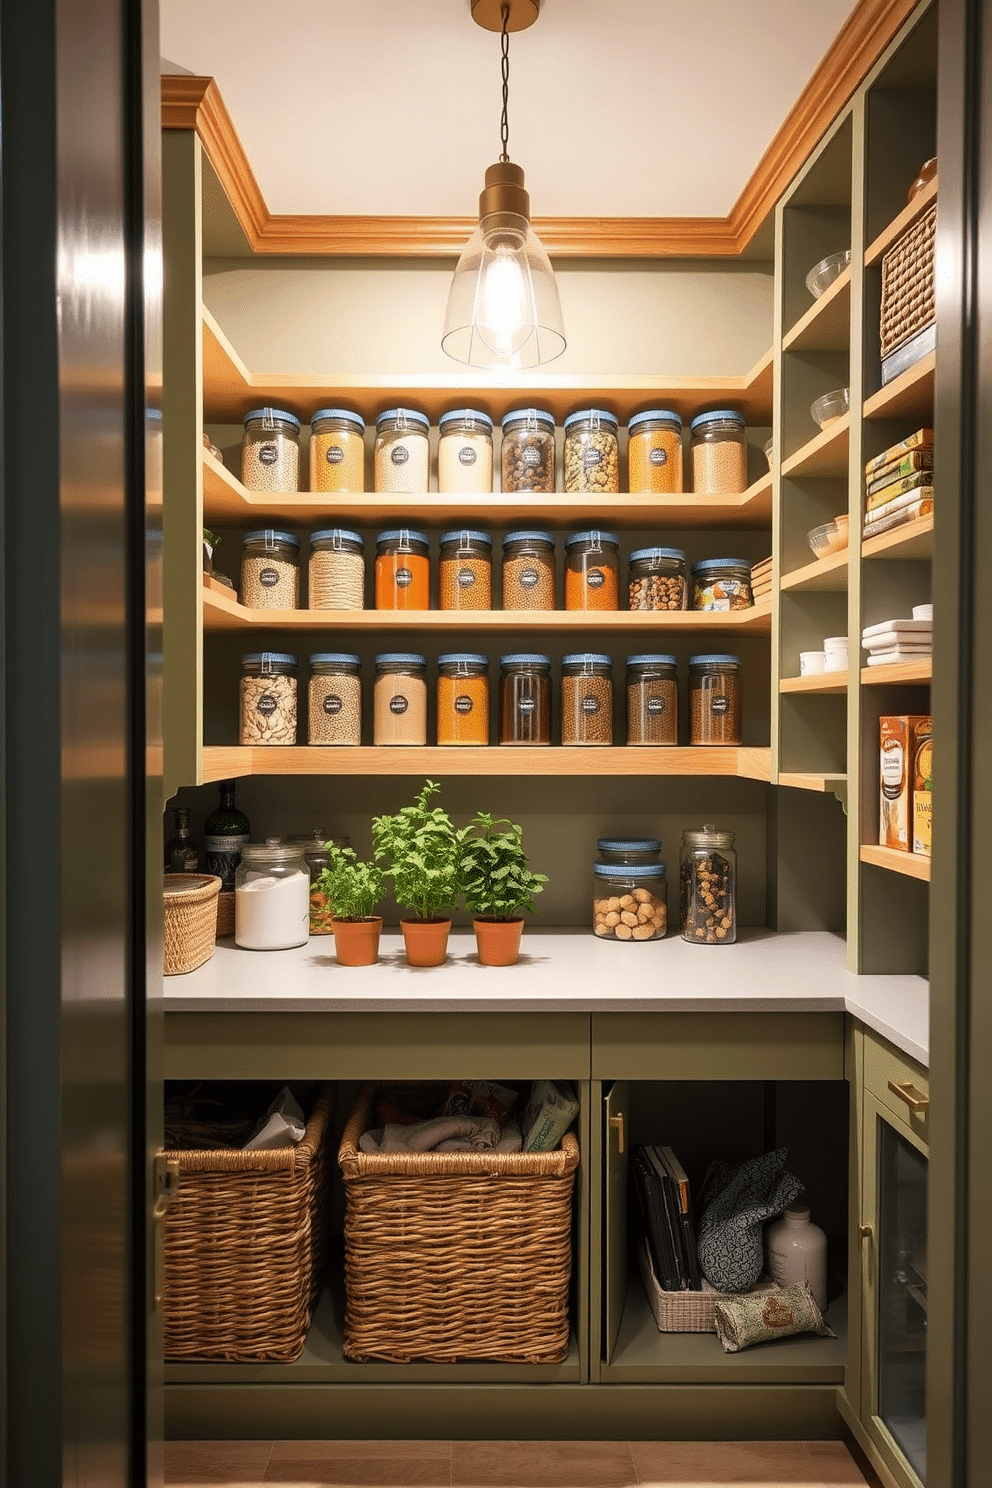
[163,1438,880,1488]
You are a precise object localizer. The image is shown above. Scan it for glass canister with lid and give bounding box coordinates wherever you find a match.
[438,529,492,611]
[437,653,489,745]
[689,409,748,494]
[241,407,300,492]
[627,409,683,492]
[373,652,428,745]
[240,652,298,745]
[563,409,620,494]
[593,861,668,941]
[688,654,742,745]
[691,557,753,611]
[626,654,679,745]
[308,653,362,745]
[374,408,430,492]
[241,529,300,609]
[234,838,311,950]
[561,653,613,745]
[438,409,493,493]
[628,547,687,611]
[501,407,556,493]
[564,530,620,611]
[288,830,350,935]
[309,528,365,610]
[502,530,556,610]
[679,824,737,944]
[309,408,365,492]
[499,653,552,745]
[374,529,430,609]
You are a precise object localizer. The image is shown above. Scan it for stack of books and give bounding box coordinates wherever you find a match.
[863,428,934,540]
[631,1143,701,1292]
[750,557,772,603]
[862,610,933,666]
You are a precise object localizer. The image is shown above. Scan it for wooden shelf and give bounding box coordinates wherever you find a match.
[860,844,931,881]
[780,673,847,694]
[863,352,935,421]
[781,415,850,479]
[778,771,847,794]
[782,267,851,353]
[862,511,933,561]
[861,658,932,685]
[865,177,938,266]
[780,547,849,593]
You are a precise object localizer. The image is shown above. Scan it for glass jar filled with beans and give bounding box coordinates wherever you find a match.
[374,529,430,609]
[564,530,620,611]
[596,838,664,866]
[680,824,737,944]
[501,408,556,493]
[691,557,753,611]
[240,652,298,746]
[309,528,365,610]
[626,654,679,745]
[502,530,556,610]
[688,654,742,745]
[689,410,748,494]
[373,653,427,745]
[438,529,492,611]
[437,653,489,745]
[562,653,613,745]
[628,547,687,611]
[438,409,493,493]
[563,409,620,494]
[374,408,430,493]
[308,408,365,493]
[593,862,668,942]
[308,653,362,746]
[241,529,300,609]
[627,409,683,492]
[241,408,300,492]
[499,653,552,745]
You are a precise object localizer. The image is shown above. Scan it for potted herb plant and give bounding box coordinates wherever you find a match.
[316,844,386,967]
[458,810,548,966]
[372,780,461,967]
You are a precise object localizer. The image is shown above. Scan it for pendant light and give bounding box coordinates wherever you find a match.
[441,0,565,370]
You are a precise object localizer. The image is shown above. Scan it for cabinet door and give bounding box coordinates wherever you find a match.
[603,1080,628,1364]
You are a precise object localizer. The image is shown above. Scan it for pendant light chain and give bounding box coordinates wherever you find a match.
[499,4,510,162]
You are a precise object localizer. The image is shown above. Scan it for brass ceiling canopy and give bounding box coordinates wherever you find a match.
[470,0,539,33]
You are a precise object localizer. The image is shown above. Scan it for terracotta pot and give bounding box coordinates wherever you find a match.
[331,916,383,967]
[473,917,525,967]
[399,918,451,968]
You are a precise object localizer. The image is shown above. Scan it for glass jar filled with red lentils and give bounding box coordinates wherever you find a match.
[438,529,492,611]
[437,653,489,745]
[374,529,430,609]
[627,409,683,492]
[564,531,620,611]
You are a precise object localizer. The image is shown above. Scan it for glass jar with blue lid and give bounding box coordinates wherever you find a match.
[309,408,365,494]
[628,546,687,610]
[502,531,556,609]
[688,654,742,745]
[593,861,668,942]
[374,408,430,492]
[499,653,552,745]
[561,653,613,745]
[241,407,300,493]
[563,409,619,494]
[241,529,300,610]
[626,654,679,744]
[627,409,683,493]
[691,557,753,611]
[501,408,556,493]
[689,409,747,494]
[240,653,298,746]
[596,838,664,866]
[438,408,493,493]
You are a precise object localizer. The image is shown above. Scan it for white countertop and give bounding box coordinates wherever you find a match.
[165,927,929,1066]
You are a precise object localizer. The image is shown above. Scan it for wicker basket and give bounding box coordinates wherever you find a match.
[339,1082,579,1364]
[880,201,936,360]
[637,1239,779,1332]
[215,889,235,938]
[163,1084,334,1362]
[163,873,221,975]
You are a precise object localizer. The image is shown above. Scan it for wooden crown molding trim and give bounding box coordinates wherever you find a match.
[162,75,268,245]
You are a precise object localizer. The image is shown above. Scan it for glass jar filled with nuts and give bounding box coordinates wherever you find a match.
[563,408,619,494]
[593,862,668,942]
[240,652,298,746]
[501,408,556,493]
[679,824,737,944]
[628,546,687,611]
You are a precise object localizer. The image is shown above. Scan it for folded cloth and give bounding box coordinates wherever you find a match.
[713,1281,835,1352]
[436,1120,522,1154]
[359,1114,521,1155]
[244,1087,306,1150]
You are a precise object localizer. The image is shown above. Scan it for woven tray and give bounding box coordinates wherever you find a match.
[338,1082,579,1364]
[163,873,221,975]
[163,1084,334,1362]
[637,1239,779,1332]
[881,201,936,360]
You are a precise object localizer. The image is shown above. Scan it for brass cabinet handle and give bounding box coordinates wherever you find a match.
[858,1223,873,1249]
[608,1111,625,1154]
[888,1079,930,1113]
[152,1155,180,1310]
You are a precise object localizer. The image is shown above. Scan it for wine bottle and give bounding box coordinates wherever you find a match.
[203,779,250,893]
[165,805,198,873]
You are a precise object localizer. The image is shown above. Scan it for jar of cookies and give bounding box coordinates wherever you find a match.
[592,862,668,942]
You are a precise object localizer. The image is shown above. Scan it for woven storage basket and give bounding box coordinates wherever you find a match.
[215,889,235,938]
[880,201,936,360]
[339,1082,579,1364]
[637,1239,779,1332]
[163,873,221,975]
[163,1084,334,1362]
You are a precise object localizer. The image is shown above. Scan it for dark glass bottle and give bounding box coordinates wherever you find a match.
[203,780,250,893]
[164,804,198,873]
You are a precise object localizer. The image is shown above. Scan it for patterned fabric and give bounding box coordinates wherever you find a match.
[713,1280,835,1352]
[696,1148,804,1292]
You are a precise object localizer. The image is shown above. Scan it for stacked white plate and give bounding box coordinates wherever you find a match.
[862,605,932,665]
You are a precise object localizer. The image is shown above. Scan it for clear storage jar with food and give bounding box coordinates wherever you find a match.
[628,547,687,611]
[500,408,556,493]
[374,408,430,493]
[688,654,742,745]
[593,862,668,942]
[241,529,300,609]
[308,653,362,746]
[691,557,753,611]
[564,530,620,611]
[289,830,350,935]
[561,653,613,746]
[241,407,300,492]
[438,529,492,611]
[498,653,552,745]
[689,410,748,494]
[373,653,427,745]
[438,409,493,493]
[679,824,737,944]
[596,838,664,866]
[563,409,620,494]
[627,409,683,493]
[234,839,310,950]
[309,408,365,493]
[374,529,430,609]
[240,652,298,746]
[626,654,679,745]
[437,653,489,745]
[502,530,556,610]
[309,528,365,610]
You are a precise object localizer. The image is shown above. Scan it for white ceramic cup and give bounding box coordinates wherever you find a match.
[823,636,849,672]
[800,650,827,675]
[912,603,933,621]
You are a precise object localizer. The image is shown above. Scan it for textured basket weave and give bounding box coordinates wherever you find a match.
[637,1239,779,1332]
[339,1083,579,1364]
[163,874,221,975]
[215,889,235,938]
[880,201,936,360]
[163,1084,334,1362]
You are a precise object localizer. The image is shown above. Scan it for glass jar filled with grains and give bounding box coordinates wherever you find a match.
[374,529,430,609]
[593,862,668,942]
[288,829,350,935]
[680,824,737,944]
[240,652,298,746]
[627,547,687,611]
[309,408,365,493]
[499,653,552,745]
[563,409,620,494]
[438,529,492,611]
[374,408,430,493]
[373,653,428,745]
[564,530,620,611]
[241,407,300,493]
[691,557,753,611]
[596,838,663,866]
[437,409,493,493]
[309,528,365,610]
[501,408,556,493]
[307,653,362,746]
[437,653,489,745]
[561,653,613,746]
[241,530,300,609]
[501,530,556,610]
[626,654,680,745]
[627,409,683,493]
[688,654,742,745]
[689,410,748,494]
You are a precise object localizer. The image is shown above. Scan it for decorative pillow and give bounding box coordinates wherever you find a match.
[713,1280,835,1352]
[696,1148,804,1292]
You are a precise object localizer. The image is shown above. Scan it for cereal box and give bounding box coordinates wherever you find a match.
[913,719,933,857]
[880,716,931,850]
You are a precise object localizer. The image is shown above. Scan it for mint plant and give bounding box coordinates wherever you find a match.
[316,845,385,922]
[458,811,548,922]
[372,780,461,923]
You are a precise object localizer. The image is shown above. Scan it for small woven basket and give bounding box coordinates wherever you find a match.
[339,1083,579,1364]
[163,1084,334,1362]
[637,1239,779,1332]
[880,201,936,360]
[215,889,235,938]
[163,874,221,975]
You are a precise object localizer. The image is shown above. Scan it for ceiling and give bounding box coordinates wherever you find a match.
[159,0,861,222]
